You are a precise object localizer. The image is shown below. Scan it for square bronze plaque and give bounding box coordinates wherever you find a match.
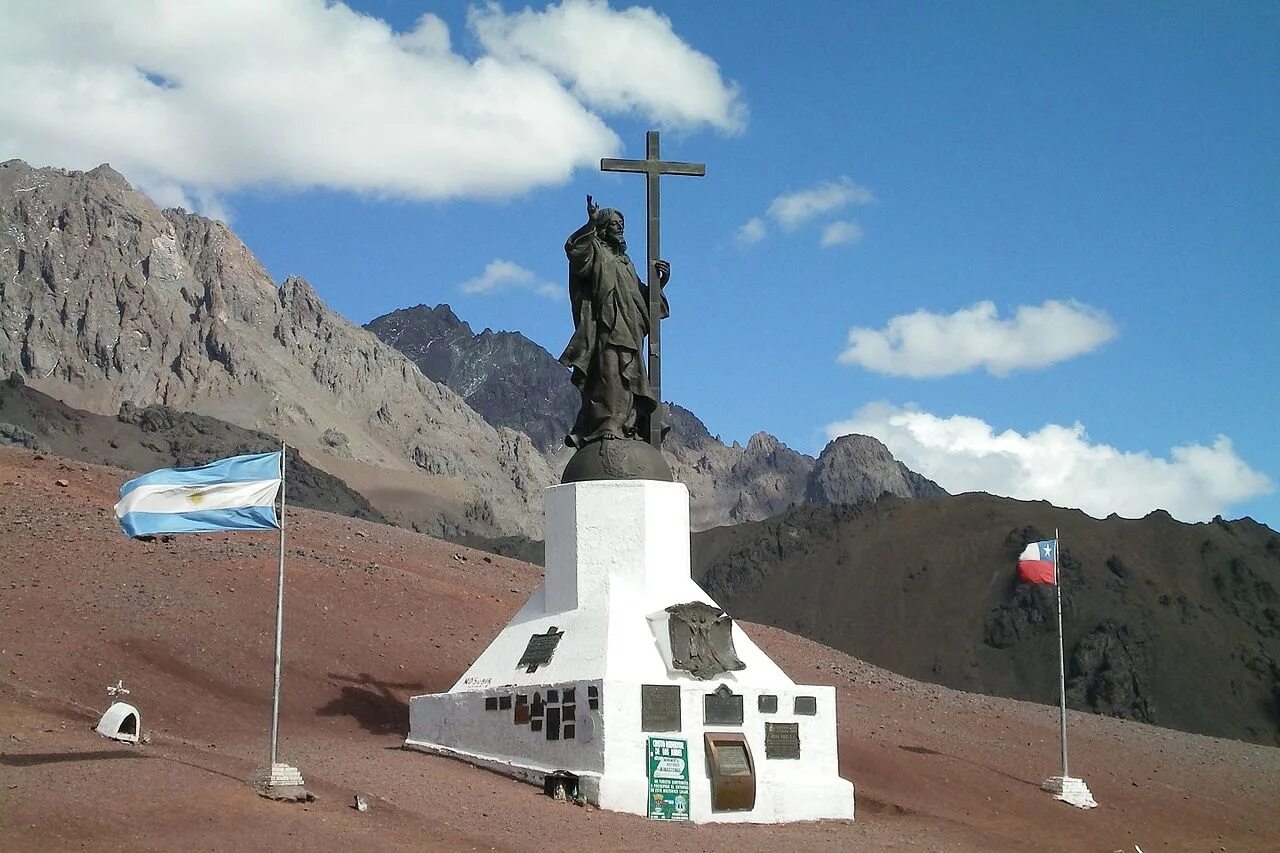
[794,695,817,716]
[758,694,778,714]
[641,684,681,732]
[704,686,744,726]
[765,722,800,759]
[518,628,563,673]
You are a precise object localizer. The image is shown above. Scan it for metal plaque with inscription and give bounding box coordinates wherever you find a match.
[765,722,801,759]
[641,684,682,732]
[703,684,744,726]
[518,626,564,673]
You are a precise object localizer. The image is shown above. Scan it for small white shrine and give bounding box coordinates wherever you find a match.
[406,479,854,823]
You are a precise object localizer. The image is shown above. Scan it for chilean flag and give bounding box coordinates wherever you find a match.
[1017,540,1057,584]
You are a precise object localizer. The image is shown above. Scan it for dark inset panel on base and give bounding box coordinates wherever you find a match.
[704,685,744,726]
[546,706,562,741]
[794,696,818,716]
[758,694,778,714]
[641,684,682,732]
[764,722,800,759]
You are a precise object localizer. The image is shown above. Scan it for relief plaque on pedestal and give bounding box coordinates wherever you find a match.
[666,602,746,680]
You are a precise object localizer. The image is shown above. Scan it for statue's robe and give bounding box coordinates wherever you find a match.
[558,227,668,447]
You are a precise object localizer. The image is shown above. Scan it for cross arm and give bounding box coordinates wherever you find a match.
[600,158,707,177]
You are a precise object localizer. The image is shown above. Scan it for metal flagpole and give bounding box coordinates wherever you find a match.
[1054,527,1068,778]
[269,440,286,767]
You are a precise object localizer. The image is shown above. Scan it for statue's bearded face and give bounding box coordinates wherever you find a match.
[600,213,626,251]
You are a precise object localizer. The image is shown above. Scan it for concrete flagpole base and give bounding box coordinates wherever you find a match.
[1041,775,1098,809]
[252,763,312,802]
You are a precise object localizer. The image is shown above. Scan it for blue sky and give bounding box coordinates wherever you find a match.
[3,1,1277,526]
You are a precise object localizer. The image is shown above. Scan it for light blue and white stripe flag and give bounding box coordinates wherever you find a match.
[114,452,283,538]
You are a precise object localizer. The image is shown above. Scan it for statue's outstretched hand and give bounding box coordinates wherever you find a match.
[655,259,671,286]
[586,194,599,221]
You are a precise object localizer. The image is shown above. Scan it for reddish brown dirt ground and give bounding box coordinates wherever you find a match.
[1,447,1277,851]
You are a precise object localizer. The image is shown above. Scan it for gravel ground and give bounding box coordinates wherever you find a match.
[1,447,1276,852]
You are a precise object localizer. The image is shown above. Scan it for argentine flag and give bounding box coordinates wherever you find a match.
[114,452,283,538]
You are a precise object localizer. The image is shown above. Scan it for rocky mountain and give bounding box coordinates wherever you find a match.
[0,371,385,523]
[366,303,944,530]
[365,304,577,453]
[691,492,1280,746]
[0,160,553,538]
[806,433,948,506]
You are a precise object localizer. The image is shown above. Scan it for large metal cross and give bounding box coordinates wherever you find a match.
[601,130,705,448]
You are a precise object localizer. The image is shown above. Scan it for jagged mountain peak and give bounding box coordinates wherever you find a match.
[807,432,946,506]
[0,161,554,538]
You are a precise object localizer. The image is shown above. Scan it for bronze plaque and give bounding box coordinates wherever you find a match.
[518,627,564,673]
[758,694,778,714]
[764,722,800,760]
[703,685,743,726]
[794,695,817,716]
[641,684,681,732]
[704,732,756,812]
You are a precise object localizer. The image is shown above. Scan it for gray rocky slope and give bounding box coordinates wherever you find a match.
[0,160,552,538]
[367,303,944,530]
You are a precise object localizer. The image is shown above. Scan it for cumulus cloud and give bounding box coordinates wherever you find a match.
[768,178,875,229]
[828,403,1274,523]
[820,220,863,247]
[839,300,1117,378]
[461,259,562,300]
[735,217,766,244]
[736,176,874,246]
[470,0,745,133]
[0,1,741,212]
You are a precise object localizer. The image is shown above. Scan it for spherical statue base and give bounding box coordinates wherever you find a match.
[561,438,673,484]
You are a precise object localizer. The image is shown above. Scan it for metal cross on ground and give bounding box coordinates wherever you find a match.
[601,130,705,448]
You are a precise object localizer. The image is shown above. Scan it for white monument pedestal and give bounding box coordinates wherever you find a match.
[406,480,854,823]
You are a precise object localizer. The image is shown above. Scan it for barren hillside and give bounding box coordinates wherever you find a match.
[2,447,1277,851]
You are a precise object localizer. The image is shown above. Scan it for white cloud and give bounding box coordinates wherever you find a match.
[735,217,766,244]
[471,0,745,133]
[839,300,1117,378]
[767,177,875,229]
[0,1,741,210]
[461,259,562,301]
[820,220,863,247]
[828,402,1274,523]
[736,176,874,246]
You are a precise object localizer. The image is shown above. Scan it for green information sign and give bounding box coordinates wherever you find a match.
[647,736,690,820]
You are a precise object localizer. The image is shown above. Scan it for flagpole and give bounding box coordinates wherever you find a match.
[269,440,286,768]
[1054,527,1068,778]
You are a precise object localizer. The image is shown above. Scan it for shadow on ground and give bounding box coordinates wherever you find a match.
[317,672,427,735]
[1,750,143,767]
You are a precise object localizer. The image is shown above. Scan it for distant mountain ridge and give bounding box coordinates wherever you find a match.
[691,492,1280,746]
[366,303,945,530]
[366,304,577,453]
[0,372,385,523]
[0,160,552,538]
